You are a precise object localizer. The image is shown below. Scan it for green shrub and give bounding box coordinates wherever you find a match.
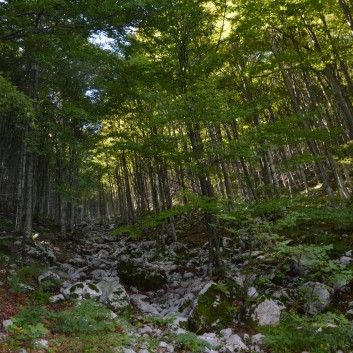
[174,332,212,353]
[50,300,115,334]
[262,312,353,353]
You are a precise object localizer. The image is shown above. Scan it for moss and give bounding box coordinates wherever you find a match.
[117,258,166,291]
[87,283,100,292]
[188,283,233,333]
[70,283,84,292]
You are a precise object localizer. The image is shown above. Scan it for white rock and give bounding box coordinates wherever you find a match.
[220,328,233,339]
[340,256,352,265]
[34,339,49,349]
[253,299,281,326]
[247,287,258,298]
[97,279,130,312]
[49,294,65,303]
[251,333,264,345]
[61,281,102,300]
[112,348,136,353]
[183,272,194,279]
[198,332,221,347]
[159,341,174,352]
[38,270,60,283]
[300,282,331,313]
[139,325,153,334]
[226,334,248,350]
[2,320,13,329]
[130,295,159,315]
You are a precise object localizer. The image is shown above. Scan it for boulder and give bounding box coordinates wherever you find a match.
[117,255,166,291]
[300,282,331,313]
[49,294,66,303]
[130,294,159,315]
[62,281,102,300]
[187,282,234,333]
[220,333,248,352]
[97,279,130,313]
[252,299,281,326]
[2,320,13,329]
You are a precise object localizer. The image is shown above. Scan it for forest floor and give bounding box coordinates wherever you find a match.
[1,209,353,353]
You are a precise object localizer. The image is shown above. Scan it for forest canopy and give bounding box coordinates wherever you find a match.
[0,0,353,276]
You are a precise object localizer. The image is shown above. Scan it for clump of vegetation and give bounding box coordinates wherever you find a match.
[174,332,213,353]
[261,312,353,353]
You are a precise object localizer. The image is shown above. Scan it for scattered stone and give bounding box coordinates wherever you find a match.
[198,332,221,347]
[221,334,248,352]
[112,348,136,353]
[2,320,13,329]
[220,328,233,339]
[252,299,281,326]
[247,287,258,298]
[49,294,65,303]
[251,333,264,345]
[340,256,352,265]
[159,341,174,352]
[25,242,56,263]
[34,339,49,349]
[38,270,61,284]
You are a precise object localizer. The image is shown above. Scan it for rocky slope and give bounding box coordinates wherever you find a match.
[1,216,353,352]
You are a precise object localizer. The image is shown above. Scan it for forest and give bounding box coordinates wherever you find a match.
[1,0,353,352]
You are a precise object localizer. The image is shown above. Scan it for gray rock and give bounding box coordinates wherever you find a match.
[220,328,233,339]
[223,334,248,351]
[49,294,65,303]
[62,281,102,300]
[34,339,49,349]
[300,282,331,313]
[340,256,352,265]
[251,333,264,345]
[2,320,13,329]
[38,270,61,283]
[253,299,281,326]
[159,341,174,352]
[130,294,159,315]
[97,279,130,313]
[247,287,258,298]
[112,348,136,353]
[91,269,110,281]
[25,242,56,263]
[198,332,221,347]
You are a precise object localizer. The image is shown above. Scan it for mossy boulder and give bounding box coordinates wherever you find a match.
[117,255,166,291]
[62,281,102,300]
[97,279,131,314]
[187,282,234,333]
